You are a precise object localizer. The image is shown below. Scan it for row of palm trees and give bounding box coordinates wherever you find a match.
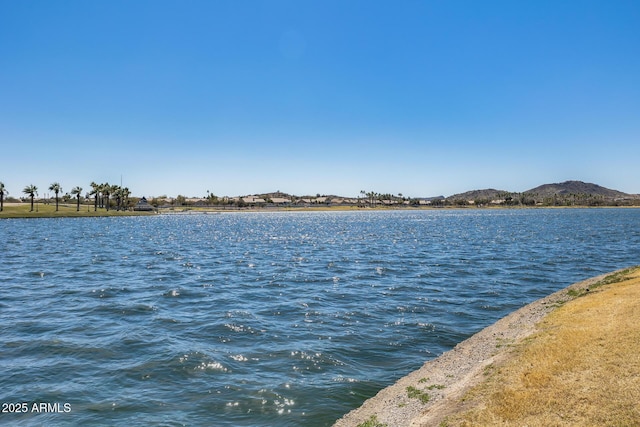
[88,182,132,212]
[359,190,405,207]
[16,183,85,212]
[0,181,131,212]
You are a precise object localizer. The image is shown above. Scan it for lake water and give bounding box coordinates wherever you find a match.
[1,209,639,426]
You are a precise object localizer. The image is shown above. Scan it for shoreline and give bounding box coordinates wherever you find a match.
[2,203,639,219]
[333,268,635,426]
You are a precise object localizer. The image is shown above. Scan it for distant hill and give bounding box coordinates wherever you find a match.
[443,181,638,206]
[446,188,511,201]
[231,180,638,207]
[523,180,632,199]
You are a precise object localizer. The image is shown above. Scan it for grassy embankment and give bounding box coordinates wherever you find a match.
[0,203,154,219]
[443,267,640,426]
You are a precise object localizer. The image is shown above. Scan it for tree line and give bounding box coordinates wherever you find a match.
[0,181,132,212]
[4,180,637,213]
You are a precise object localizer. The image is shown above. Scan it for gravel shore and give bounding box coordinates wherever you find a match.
[333,271,614,427]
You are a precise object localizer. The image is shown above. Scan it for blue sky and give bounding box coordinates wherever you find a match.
[1,0,639,198]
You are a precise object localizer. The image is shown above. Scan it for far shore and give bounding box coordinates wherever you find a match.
[157,204,640,213]
[333,267,640,426]
[2,202,639,219]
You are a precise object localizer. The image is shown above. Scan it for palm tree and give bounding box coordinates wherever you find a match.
[49,182,62,211]
[0,182,6,212]
[101,183,111,211]
[90,182,99,211]
[112,185,122,211]
[121,187,131,211]
[366,191,376,207]
[98,183,106,208]
[71,186,83,212]
[113,184,123,210]
[23,184,38,212]
[102,182,117,211]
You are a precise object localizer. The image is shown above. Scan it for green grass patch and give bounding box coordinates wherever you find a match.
[563,267,640,301]
[592,266,640,289]
[426,384,446,390]
[356,414,388,427]
[567,288,584,298]
[406,386,431,404]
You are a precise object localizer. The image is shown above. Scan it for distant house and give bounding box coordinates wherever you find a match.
[134,197,154,211]
[242,196,266,205]
[270,197,291,205]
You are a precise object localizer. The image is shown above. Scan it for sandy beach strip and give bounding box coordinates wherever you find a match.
[333,267,639,427]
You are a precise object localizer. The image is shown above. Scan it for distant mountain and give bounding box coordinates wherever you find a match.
[237,180,637,206]
[446,188,511,201]
[523,180,632,199]
[442,180,638,206]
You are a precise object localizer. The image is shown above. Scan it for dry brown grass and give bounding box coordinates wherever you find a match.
[444,268,640,427]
